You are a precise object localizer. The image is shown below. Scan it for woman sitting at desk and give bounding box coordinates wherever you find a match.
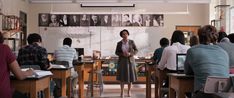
[0,32,33,98]
[184,25,229,98]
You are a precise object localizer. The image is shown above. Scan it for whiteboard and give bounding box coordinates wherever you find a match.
[39,27,160,57]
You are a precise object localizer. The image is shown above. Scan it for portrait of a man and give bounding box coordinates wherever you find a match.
[90,14,101,26]
[111,14,121,27]
[143,14,153,26]
[100,14,111,26]
[122,14,132,26]
[68,14,80,26]
[49,14,60,27]
[80,14,90,26]
[39,13,49,26]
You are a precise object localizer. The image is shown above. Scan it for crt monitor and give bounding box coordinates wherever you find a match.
[75,48,84,60]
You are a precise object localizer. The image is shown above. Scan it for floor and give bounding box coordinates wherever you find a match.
[73,84,155,98]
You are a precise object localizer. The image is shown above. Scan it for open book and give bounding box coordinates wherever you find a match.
[50,63,66,69]
[11,69,53,78]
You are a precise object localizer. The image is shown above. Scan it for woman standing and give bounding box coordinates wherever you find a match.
[115,29,138,97]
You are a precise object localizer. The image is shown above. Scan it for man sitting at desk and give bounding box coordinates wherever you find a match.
[17,33,50,70]
[54,37,78,97]
[184,25,229,98]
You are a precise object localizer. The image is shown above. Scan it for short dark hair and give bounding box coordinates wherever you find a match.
[120,29,130,37]
[63,37,72,47]
[160,37,169,47]
[171,30,185,45]
[228,33,234,43]
[218,31,227,42]
[27,33,42,44]
[198,25,218,45]
[0,32,4,44]
[189,35,199,46]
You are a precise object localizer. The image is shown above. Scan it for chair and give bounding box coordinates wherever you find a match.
[53,61,69,67]
[86,60,104,97]
[204,76,232,93]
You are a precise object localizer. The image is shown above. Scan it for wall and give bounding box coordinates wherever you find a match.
[28,3,209,56]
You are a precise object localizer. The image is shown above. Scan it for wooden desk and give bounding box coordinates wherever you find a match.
[74,60,95,98]
[168,73,194,98]
[11,75,51,98]
[50,67,72,98]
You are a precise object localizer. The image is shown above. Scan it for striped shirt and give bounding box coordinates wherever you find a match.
[54,45,78,74]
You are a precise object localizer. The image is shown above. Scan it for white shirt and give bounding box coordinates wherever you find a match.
[158,42,190,70]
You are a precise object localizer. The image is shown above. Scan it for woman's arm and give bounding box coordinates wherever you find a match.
[130,40,138,56]
[9,60,33,80]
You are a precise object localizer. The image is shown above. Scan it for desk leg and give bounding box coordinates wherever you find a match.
[169,76,176,98]
[68,77,71,98]
[146,65,152,98]
[155,74,159,98]
[62,77,67,97]
[78,68,84,98]
[45,87,50,98]
[30,83,37,98]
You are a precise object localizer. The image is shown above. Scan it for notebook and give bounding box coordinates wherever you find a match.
[176,54,186,74]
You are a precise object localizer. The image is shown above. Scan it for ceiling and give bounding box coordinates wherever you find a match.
[28,0,211,4]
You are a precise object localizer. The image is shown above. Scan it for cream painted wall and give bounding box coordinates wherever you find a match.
[1,0,29,16]
[28,3,209,56]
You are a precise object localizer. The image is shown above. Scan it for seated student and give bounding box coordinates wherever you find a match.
[0,32,33,98]
[152,37,169,64]
[217,31,234,73]
[54,37,78,97]
[158,30,190,71]
[17,33,50,70]
[184,25,229,98]
[17,33,51,98]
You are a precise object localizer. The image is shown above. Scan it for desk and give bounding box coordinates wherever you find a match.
[50,67,72,98]
[11,75,51,98]
[168,73,194,98]
[74,60,95,98]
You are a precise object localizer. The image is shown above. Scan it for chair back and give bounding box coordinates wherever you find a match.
[204,76,231,93]
[20,65,41,70]
[53,61,69,67]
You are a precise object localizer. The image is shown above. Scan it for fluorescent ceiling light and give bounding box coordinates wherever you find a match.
[166,0,211,3]
[80,3,135,7]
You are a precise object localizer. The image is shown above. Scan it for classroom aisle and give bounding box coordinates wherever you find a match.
[73,84,155,98]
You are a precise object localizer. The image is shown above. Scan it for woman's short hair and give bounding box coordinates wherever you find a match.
[63,37,72,47]
[198,25,218,45]
[27,33,42,44]
[189,35,199,46]
[120,29,129,37]
[218,31,227,42]
[0,32,4,44]
[160,37,169,47]
[171,30,185,45]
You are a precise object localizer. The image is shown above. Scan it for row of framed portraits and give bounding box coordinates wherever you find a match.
[39,13,164,27]
[2,15,20,30]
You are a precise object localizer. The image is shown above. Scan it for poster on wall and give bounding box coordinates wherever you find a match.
[39,13,49,26]
[38,13,164,27]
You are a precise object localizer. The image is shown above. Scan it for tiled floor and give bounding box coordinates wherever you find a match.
[73,84,155,98]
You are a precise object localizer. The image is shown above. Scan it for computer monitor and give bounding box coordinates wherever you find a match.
[75,48,84,61]
[176,54,186,74]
